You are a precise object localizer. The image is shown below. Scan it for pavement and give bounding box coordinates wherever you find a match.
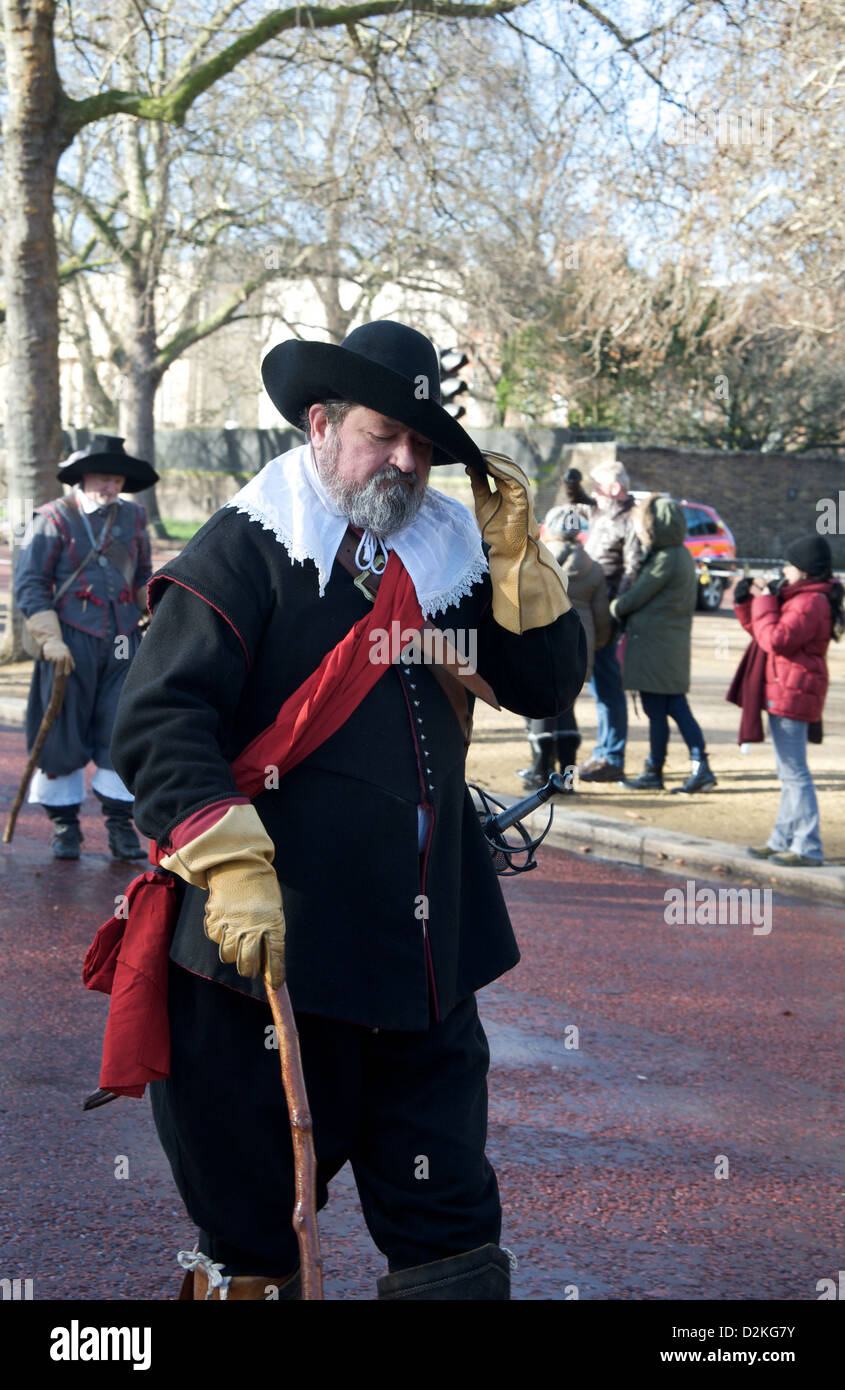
[465,602,845,905]
[0,764,842,1302]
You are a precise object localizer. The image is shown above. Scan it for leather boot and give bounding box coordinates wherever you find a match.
[93,791,147,860]
[556,735,581,789]
[177,1251,301,1301]
[517,735,554,790]
[673,752,717,794]
[624,759,664,790]
[43,804,83,859]
[376,1243,512,1301]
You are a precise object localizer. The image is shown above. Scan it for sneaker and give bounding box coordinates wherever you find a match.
[747,846,777,859]
[578,760,625,783]
[770,852,824,867]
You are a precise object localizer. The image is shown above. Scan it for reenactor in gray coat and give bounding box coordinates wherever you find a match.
[14,436,158,859]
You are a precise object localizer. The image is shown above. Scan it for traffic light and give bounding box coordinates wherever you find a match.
[439,349,470,420]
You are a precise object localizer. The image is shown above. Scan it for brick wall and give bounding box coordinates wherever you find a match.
[614,446,845,565]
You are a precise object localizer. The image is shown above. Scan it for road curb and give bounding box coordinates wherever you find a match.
[0,696,26,726]
[496,796,845,907]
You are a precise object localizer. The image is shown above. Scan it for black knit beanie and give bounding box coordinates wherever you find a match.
[785,534,832,578]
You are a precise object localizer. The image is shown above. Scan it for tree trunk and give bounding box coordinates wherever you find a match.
[117,104,167,537]
[65,276,118,428]
[1,0,65,662]
[118,277,166,537]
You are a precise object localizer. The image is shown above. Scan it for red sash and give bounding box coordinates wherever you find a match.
[83,553,423,1097]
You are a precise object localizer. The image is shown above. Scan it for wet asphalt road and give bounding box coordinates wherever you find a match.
[0,726,842,1302]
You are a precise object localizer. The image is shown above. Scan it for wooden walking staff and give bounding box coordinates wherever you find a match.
[264,971,324,1300]
[3,670,68,844]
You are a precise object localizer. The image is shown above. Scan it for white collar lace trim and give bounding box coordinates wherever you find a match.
[226,443,487,619]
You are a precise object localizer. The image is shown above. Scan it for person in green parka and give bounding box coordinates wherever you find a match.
[610,493,717,793]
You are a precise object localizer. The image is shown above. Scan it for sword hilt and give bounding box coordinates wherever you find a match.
[486,772,567,833]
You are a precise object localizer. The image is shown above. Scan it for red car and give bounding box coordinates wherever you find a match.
[674,498,737,610]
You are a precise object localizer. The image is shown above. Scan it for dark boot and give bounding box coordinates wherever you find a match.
[43,804,83,860]
[673,753,717,794]
[377,1244,512,1301]
[534,740,554,785]
[93,791,147,861]
[556,735,581,790]
[516,741,547,790]
[181,1268,301,1301]
[176,1250,301,1301]
[624,759,664,790]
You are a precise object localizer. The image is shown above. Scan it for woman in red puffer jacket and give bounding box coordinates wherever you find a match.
[733,534,844,866]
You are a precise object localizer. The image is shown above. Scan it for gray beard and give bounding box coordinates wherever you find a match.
[318,432,426,537]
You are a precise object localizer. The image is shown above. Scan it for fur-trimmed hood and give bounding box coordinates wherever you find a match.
[636,494,687,551]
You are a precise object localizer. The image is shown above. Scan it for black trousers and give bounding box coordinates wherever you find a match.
[151,963,501,1276]
[525,708,581,778]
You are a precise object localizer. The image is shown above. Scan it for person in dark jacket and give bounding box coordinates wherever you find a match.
[561,462,642,781]
[517,506,611,788]
[109,321,586,1301]
[610,494,717,793]
[734,534,842,866]
[14,437,156,859]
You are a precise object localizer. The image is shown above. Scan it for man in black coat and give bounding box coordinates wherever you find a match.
[111,321,586,1300]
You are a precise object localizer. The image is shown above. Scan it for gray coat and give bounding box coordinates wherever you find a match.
[547,539,611,680]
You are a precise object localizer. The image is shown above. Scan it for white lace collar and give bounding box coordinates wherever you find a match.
[226,443,487,619]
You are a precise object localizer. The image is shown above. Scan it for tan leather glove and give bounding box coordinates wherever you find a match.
[25,609,75,674]
[161,803,286,988]
[467,451,571,634]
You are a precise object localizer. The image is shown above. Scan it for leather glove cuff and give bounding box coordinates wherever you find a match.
[161,803,275,889]
[162,804,285,987]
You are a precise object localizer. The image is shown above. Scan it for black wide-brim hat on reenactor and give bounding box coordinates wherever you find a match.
[57,435,159,493]
[261,320,488,474]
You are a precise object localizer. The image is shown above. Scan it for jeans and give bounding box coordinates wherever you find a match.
[640,692,706,769]
[767,714,824,862]
[588,640,627,766]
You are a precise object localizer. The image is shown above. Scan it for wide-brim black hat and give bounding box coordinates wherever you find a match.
[261,320,487,473]
[57,435,159,493]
